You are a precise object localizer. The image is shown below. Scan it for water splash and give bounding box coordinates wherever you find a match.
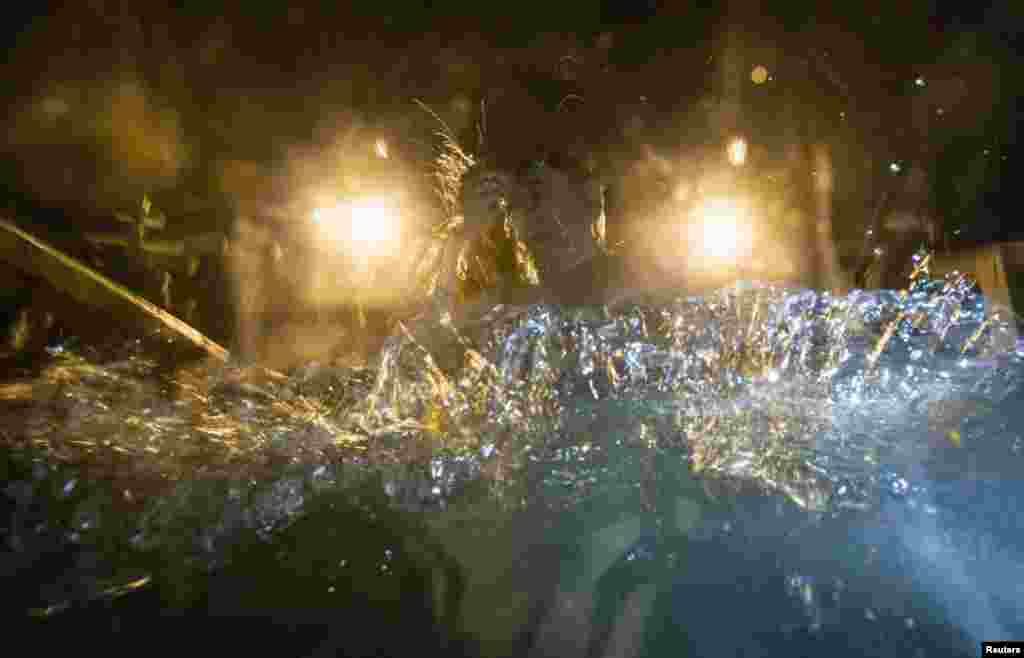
[5,262,1023,583]
[5,258,1024,653]
[351,267,1021,514]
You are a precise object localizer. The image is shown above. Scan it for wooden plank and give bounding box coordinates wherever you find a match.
[0,216,230,362]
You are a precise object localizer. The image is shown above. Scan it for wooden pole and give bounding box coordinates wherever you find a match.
[0,216,230,362]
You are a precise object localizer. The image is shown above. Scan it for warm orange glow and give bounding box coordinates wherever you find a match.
[312,198,400,255]
[751,66,769,84]
[673,180,692,203]
[351,201,396,243]
[633,192,768,287]
[374,139,389,159]
[727,138,747,167]
[693,198,747,260]
[303,196,411,309]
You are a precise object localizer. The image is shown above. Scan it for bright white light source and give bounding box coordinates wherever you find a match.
[353,201,397,243]
[889,162,902,173]
[692,198,749,261]
[312,198,399,254]
[727,137,747,167]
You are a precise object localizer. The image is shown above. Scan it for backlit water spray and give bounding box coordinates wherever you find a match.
[3,255,1022,653]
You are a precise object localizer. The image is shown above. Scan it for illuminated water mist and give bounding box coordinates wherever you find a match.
[6,263,1023,647]
[351,269,1020,515]
[342,268,1023,646]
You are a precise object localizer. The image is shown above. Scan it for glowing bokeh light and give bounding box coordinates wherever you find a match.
[374,139,389,159]
[350,201,395,243]
[751,66,769,84]
[727,137,747,167]
[312,198,400,253]
[692,197,749,261]
[305,196,409,308]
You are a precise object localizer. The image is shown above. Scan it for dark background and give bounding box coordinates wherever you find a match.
[0,1,1020,324]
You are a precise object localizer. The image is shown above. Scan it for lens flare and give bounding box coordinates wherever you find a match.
[695,198,743,260]
[350,201,396,244]
[313,198,399,250]
[686,197,759,272]
[306,197,410,309]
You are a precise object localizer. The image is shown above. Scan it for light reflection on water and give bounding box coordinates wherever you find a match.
[352,270,1023,649]
[3,268,1023,654]
[360,271,1019,514]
